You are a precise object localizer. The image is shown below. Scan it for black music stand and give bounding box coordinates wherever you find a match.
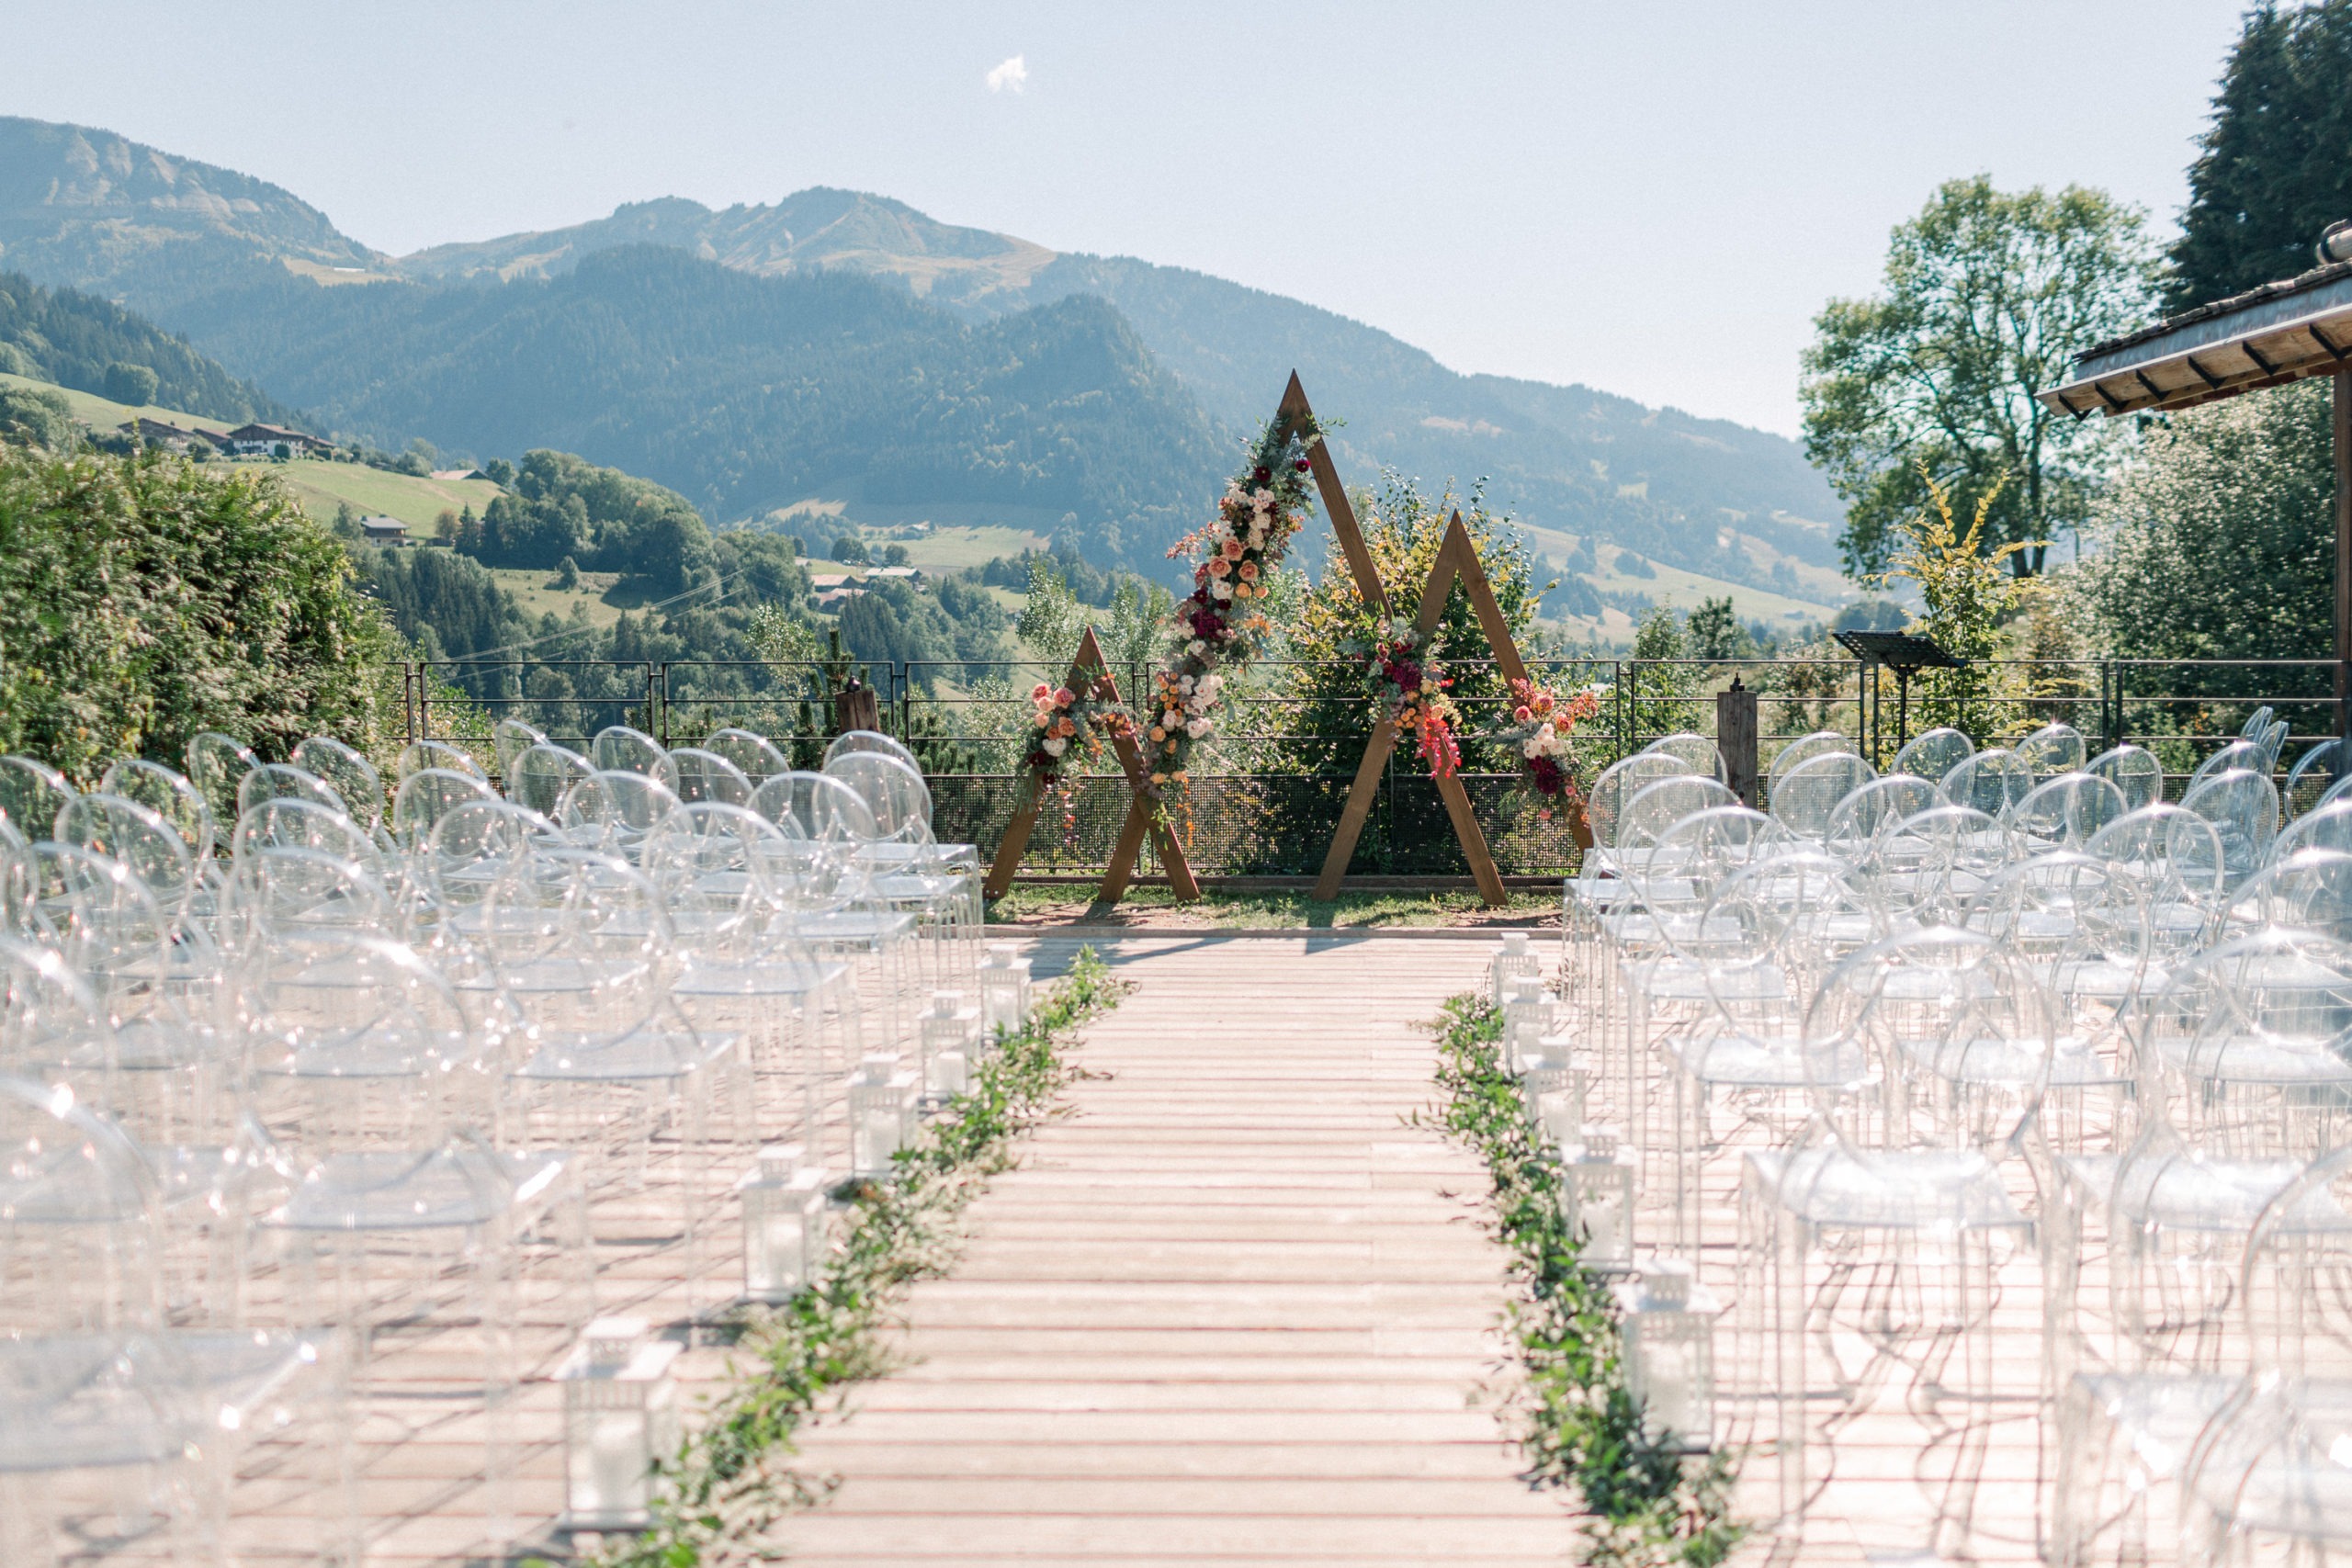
[1833,630,1962,755]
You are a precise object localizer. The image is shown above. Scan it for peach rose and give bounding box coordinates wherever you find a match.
[1221,538,1245,561]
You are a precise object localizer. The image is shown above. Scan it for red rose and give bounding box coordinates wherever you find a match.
[1252,466,1272,484]
[1293,457,1311,472]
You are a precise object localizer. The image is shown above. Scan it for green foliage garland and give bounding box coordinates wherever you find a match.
[1423,994,1740,1568]
[594,949,1125,1568]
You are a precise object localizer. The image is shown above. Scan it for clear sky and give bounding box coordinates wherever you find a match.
[1,0,2248,436]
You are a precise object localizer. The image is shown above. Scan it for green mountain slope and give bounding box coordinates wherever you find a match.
[0,114,1849,603]
[0,269,297,424]
[162,245,1227,576]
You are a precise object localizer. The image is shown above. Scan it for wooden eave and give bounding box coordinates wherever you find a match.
[2039,269,2352,419]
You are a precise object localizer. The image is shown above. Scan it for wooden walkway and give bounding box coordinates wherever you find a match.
[767,933,1572,1565]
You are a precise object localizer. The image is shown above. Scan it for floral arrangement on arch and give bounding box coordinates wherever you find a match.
[1023,675,1135,831]
[1497,675,1604,802]
[1144,412,1326,795]
[1342,615,1462,777]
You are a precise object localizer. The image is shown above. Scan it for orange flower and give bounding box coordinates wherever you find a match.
[1149,726,1167,742]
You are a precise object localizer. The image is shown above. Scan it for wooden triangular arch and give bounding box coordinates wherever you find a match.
[1311,511,1521,907]
[983,626,1201,906]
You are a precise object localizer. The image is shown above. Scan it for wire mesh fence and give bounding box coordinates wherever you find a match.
[398,653,2343,877]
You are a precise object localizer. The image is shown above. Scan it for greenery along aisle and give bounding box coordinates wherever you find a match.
[594,949,1125,1568]
[1423,994,1740,1568]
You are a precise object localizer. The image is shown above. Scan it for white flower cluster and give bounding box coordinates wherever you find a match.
[1159,671,1223,741]
[1204,485,1279,603]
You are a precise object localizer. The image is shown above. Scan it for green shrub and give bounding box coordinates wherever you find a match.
[0,444,403,782]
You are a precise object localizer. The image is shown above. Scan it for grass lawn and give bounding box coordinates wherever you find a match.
[489,567,630,631]
[2,370,237,434]
[279,460,504,532]
[986,884,1558,930]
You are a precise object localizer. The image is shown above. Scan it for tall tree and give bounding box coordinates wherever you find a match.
[1801,176,2158,580]
[2168,0,2352,311]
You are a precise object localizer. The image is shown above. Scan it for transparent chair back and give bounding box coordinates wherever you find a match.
[230,798,379,874]
[491,718,547,782]
[508,741,594,818]
[751,771,880,843]
[2181,768,2281,891]
[822,730,920,773]
[0,755,76,845]
[2087,743,2165,812]
[706,728,791,787]
[1890,726,1973,782]
[1939,747,2034,818]
[2276,797,2352,863]
[55,795,197,923]
[1766,729,1856,785]
[1619,776,1737,854]
[2011,771,2130,852]
[2283,738,2347,820]
[1586,753,1694,856]
[236,763,345,823]
[0,1069,164,1333]
[184,733,257,828]
[1768,751,1877,845]
[2086,803,2228,966]
[668,748,754,807]
[2230,848,2352,946]
[2189,739,2266,795]
[394,738,489,784]
[592,726,674,784]
[2017,721,2089,780]
[557,771,684,859]
[1640,733,1728,784]
[1823,774,1939,865]
[290,736,387,834]
[97,760,215,866]
[390,767,497,852]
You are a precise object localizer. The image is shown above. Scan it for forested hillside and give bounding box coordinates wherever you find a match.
[0,270,297,424]
[164,246,1228,578]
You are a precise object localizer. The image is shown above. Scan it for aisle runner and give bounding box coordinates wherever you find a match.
[770,933,1570,1565]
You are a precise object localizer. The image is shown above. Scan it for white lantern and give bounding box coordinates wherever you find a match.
[848,1054,919,1179]
[1557,1124,1634,1271]
[1499,976,1556,1075]
[1518,1051,1587,1146]
[920,989,980,1101]
[977,942,1032,1043]
[739,1143,830,1303]
[1490,931,1541,1007]
[557,1316,682,1532]
[1614,1258,1721,1450]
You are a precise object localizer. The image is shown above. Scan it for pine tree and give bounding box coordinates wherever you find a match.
[2168,0,2352,310]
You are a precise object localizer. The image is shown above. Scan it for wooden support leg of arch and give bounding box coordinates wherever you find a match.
[982,626,1201,907]
[1310,512,1523,908]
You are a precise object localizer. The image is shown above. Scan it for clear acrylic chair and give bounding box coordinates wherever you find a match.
[2282,739,2346,820]
[2181,768,2281,892]
[1736,928,2056,1559]
[592,725,674,784]
[0,754,76,842]
[491,718,548,783]
[390,765,498,852]
[235,762,346,823]
[822,729,920,772]
[2274,796,2352,862]
[99,760,217,868]
[508,739,595,819]
[1767,729,1858,787]
[557,769,684,862]
[1939,746,2035,818]
[185,734,258,831]
[2011,771,2130,853]
[1767,750,1877,846]
[1641,732,1729,784]
[668,747,755,807]
[2088,743,2165,812]
[2018,721,2090,780]
[1891,725,1973,782]
[289,736,387,838]
[1823,773,1939,866]
[394,738,490,783]
[2189,739,2267,796]
[706,728,791,789]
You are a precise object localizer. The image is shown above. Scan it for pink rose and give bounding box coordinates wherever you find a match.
[1031,682,1051,701]
[1221,538,1245,560]
[1054,687,1076,706]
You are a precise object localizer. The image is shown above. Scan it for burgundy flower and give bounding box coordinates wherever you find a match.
[1294,457,1311,472]
[1391,661,1422,692]
[1252,465,1272,484]
[1530,756,1566,796]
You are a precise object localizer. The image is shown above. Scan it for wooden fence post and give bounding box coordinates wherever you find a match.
[1717,677,1759,808]
[834,680,882,736]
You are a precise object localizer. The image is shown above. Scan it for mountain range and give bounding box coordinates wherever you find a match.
[0,114,1848,608]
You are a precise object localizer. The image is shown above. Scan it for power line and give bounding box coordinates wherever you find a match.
[435,560,760,663]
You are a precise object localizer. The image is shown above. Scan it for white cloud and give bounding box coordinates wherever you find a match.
[986,55,1027,95]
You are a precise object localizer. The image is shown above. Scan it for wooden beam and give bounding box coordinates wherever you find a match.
[2338,370,2350,744]
[1279,372,1386,611]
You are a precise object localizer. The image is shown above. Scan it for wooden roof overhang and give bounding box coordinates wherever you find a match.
[2038,262,2352,420]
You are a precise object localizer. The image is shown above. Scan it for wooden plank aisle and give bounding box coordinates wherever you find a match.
[767,934,1572,1565]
